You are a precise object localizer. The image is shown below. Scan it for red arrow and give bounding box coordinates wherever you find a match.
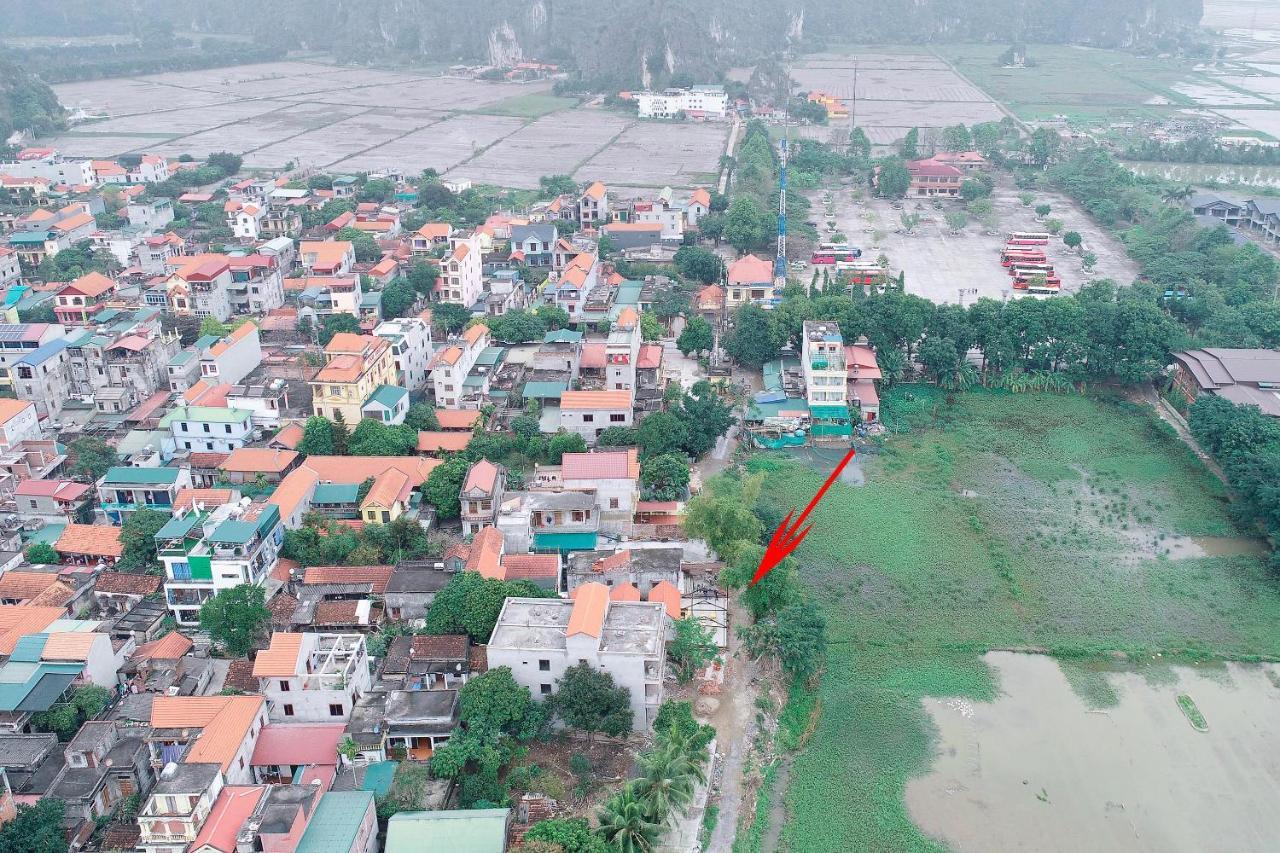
[750,447,856,586]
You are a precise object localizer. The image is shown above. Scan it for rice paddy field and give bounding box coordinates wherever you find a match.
[751,387,1280,851]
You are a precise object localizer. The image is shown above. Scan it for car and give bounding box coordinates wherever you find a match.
[789,260,807,270]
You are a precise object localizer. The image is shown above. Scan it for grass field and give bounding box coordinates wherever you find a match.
[753,387,1280,851]
[934,43,1195,121]
[476,93,581,118]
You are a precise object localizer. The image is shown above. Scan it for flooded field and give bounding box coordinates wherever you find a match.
[1126,161,1280,189]
[907,652,1280,853]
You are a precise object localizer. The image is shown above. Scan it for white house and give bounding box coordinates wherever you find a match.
[162,406,255,453]
[488,583,669,730]
[0,148,95,186]
[127,198,174,233]
[439,233,484,306]
[374,316,434,392]
[430,324,490,409]
[253,632,371,723]
[0,398,41,450]
[558,390,633,444]
[635,85,728,119]
[198,321,262,388]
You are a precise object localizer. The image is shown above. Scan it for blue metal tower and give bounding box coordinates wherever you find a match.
[775,134,788,281]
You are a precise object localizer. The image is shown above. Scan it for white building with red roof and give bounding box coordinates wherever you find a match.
[906,157,965,197]
[437,232,483,306]
[726,253,777,309]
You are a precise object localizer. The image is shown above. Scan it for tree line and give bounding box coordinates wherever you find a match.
[1123,135,1280,167]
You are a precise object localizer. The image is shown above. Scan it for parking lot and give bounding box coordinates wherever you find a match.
[800,174,1140,305]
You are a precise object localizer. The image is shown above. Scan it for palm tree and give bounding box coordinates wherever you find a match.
[940,360,979,392]
[632,741,705,821]
[1162,185,1195,204]
[597,786,662,853]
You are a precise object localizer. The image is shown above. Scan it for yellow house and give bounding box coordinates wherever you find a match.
[309,332,398,423]
[360,468,410,524]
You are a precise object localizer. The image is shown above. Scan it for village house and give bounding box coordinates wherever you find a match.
[166,255,234,322]
[137,762,225,853]
[268,456,440,529]
[127,197,174,232]
[578,181,610,226]
[460,459,505,536]
[725,254,777,309]
[163,406,255,453]
[0,322,65,393]
[49,720,153,847]
[197,321,262,388]
[906,157,965,198]
[218,448,301,485]
[54,522,125,567]
[227,255,286,315]
[375,315,434,392]
[430,324,491,410]
[437,232,484,306]
[0,399,39,451]
[0,247,20,288]
[253,632,371,722]
[299,240,356,276]
[309,333,399,423]
[411,222,454,255]
[685,187,712,227]
[145,693,268,785]
[96,465,192,525]
[249,722,345,784]
[635,85,729,119]
[12,479,92,524]
[558,390,634,444]
[54,271,117,325]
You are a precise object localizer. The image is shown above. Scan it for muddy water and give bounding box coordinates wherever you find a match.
[906,652,1280,853]
[1161,535,1269,559]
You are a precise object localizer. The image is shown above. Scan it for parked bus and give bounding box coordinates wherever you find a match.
[1012,274,1061,291]
[810,242,862,264]
[1000,249,1046,267]
[1006,231,1051,246]
[1008,262,1055,277]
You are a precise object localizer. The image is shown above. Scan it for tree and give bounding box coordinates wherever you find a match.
[674,381,733,457]
[297,416,335,456]
[552,662,632,739]
[199,316,229,338]
[596,426,637,447]
[423,455,470,519]
[596,786,662,853]
[526,819,608,853]
[407,260,439,296]
[641,453,690,501]
[1028,127,1062,166]
[722,543,796,619]
[635,412,688,459]
[944,211,968,233]
[849,126,872,160]
[1063,231,1083,250]
[487,309,546,344]
[1035,203,1052,219]
[0,798,66,853]
[349,420,416,456]
[459,666,545,739]
[206,151,243,175]
[959,179,989,202]
[69,436,117,481]
[335,227,382,263]
[405,402,440,432]
[23,542,59,565]
[876,160,911,199]
[639,313,663,342]
[632,741,703,821]
[432,302,472,335]
[941,124,972,152]
[724,304,783,367]
[425,571,555,642]
[774,604,827,684]
[673,246,725,284]
[723,196,770,254]
[319,313,360,345]
[1045,217,1064,235]
[900,127,920,160]
[685,474,764,564]
[380,279,417,319]
[668,617,717,681]
[676,316,714,356]
[29,684,110,742]
[117,507,169,572]
[1018,192,1035,206]
[539,175,578,197]
[1082,251,1098,271]
[200,584,270,656]
[546,432,587,464]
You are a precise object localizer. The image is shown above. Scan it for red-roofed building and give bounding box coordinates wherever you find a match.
[460,459,505,535]
[726,254,776,309]
[905,157,964,197]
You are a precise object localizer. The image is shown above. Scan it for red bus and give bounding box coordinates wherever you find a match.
[1012,275,1061,291]
[1000,249,1046,267]
[1006,231,1050,246]
[810,242,861,265]
[1008,263,1055,277]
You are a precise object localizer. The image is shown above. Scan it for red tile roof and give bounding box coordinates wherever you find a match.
[133,631,193,661]
[727,254,774,285]
[435,409,483,430]
[500,553,558,581]
[55,523,124,558]
[302,565,394,594]
[93,572,161,596]
[561,450,638,480]
[417,431,471,453]
[567,582,608,638]
[462,459,499,493]
[251,723,345,767]
[411,634,469,660]
[609,582,641,601]
[647,580,682,619]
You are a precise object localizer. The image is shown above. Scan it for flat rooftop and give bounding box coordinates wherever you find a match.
[490,597,665,655]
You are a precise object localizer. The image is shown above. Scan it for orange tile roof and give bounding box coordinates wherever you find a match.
[560,390,633,410]
[728,253,775,285]
[567,582,608,638]
[431,346,463,368]
[690,188,711,207]
[93,571,162,596]
[55,523,124,558]
[0,398,34,427]
[417,431,471,453]
[40,632,100,661]
[609,582,641,602]
[207,320,257,357]
[220,448,299,474]
[192,788,267,853]
[174,488,235,513]
[270,423,304,450]
[323,332,370,354]
[583,181,606,200]
[461,324,488,346]
[462,459,499,493]
[592,550,631,573]
[647,580,682,619]
[134,630,193,661]
[0,572,61,600]
[436,410,482,430]
[615,307,639,329]
[302,565,394,594]
[270,457,441,522]
[465,527,505,580]
[500,553,558,581]
[605,222,661,233]
[60,271,115,298]
[51,212,94,233]
[28,580,75,608]
[314,353,363,383]
[450,244,470,263]
[362,468,409,509]
[416,223,452,239]
[151,696,265,770]
[252,632,304,677]
[0,606,64,654]
[300,240,353,268]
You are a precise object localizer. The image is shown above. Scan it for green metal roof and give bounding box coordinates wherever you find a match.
[522,381,567,400]
[542,329,583,344]
[7,232,50,245]
[0,661,81,712]
[746,397,809,421]
[208,519,258,545]
[385,809,511,853]
[296,792,375,853]
[360,761,398,796]
[156,514,201,540]
[23,522,64,546]
[615,280,643,304]
[159,406,252,426]
[532,532,599,552]
[365,384,408,410]
[462,374,486,389]
[808,405,850,420]
[9,635,47,663]
[168,350,197,366]
[194,334,220,350]
[312,483,358,504]
[473,346,506,367]
[104,466,181,485]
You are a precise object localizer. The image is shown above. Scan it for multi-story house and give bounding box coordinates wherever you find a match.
[429,324,489,410]
[410,222,453,255]
[145,694,267,788]
[225,383,290,428]
[489,583,669,729]
[374,316,434,392]
[167,255,233,322]
[138,232,187,276]
[157,500,284,625]
[544,253,599,322]
[299,241,356,276]
[54,271,117,325]
[0,322,65,391]
[225,200,267,241]
[97,465,193,525]
[605,308,641,392]
[253,632,371,722]
[162,406,255,453]
[802,320,851,438]
[289,275,363,319]
[11,338,72,420]
[558,448,640,536]
[68,316,182,415]
[558,391,633,444]
[48,720,153,844]
[906,158,964,198]
[578,181,609,226]
[685,187,711,227]
[460,459,505,536]
[632,195,684,241]
[138,762,225,853]
[0,248,21,288]
[510,224,558,267]
[227,255,285,315]
[725,253,777,309]
[127,197,174,232]
[437,233,483,306]
[309,333,398,423]
[198,321,262,388]
[635,85,729,119]
[0,399,40,450]
[6,204,96,266]
[0,147,95,186]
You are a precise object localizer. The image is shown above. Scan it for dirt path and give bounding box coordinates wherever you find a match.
[760,758,792,853]
[706,600,759,852]
[1134,385,1227,484]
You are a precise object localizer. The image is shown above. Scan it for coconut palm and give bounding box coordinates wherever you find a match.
[1162,185,1195,203]
[632,741,705,821]
[596,786,662,853]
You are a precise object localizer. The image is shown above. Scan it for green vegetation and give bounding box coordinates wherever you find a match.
[763,387,1280,851]
[1176,694,1208,731]
[199,585,270,656]
[425,571,557,642]
[478,93,580,118]
[733,761,779,853]
[30,685,111,741]
[0,58,64,137]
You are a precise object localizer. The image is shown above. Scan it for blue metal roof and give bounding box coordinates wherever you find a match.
[14,339,68,367]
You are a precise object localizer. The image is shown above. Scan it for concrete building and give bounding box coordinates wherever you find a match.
[375,316,435,392]
[1172,348,1280,416]
[0,322,66,392]
[299,241,356,277]
[906,158,964,198]
[460,459,505,537]
[578,182,609,226]
[162,406,255,454]
[137,762,225,853]
[0,148,94,186]
[227,254,286,315]
[430,324,490,410]
[54,272,117,326]
[198,321,262,388]
[489,582,668,729]
[635,85,728,119]
[438,233,484,306]
[726,254,777,309]
[156,500,283,625]
[96,465,192,524]
[253,632,371,722]
[127,197,174,232]
[0,399,40,450]
[802,320,847,408]
[309,333,398,423]
[558,391,634,444]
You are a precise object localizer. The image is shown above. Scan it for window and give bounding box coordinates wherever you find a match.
[540,684,552,695]
[582,414,594,423]
[329,704,344,716]
[224,424,232,434]
[282,704,294,716]
[609,498,619,509]
[382,511,390,523]
[202,423,210,433]
[279,681,290,692]
[538,659,550,671]
[610,413,626,423]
